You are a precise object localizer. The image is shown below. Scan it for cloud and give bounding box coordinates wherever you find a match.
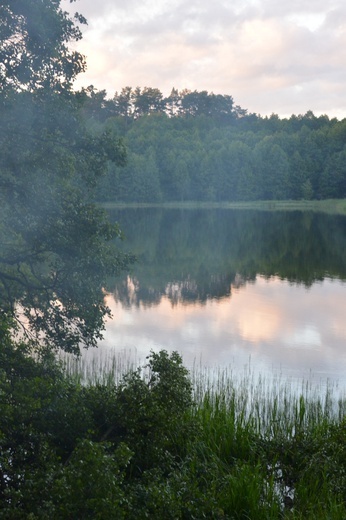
[68,0,346,117]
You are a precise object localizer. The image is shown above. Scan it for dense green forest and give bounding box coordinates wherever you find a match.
[74,86,346,202]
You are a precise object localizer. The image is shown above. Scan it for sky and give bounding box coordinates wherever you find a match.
[67,0,346,119]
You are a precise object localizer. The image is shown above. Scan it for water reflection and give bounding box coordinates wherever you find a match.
[96,209,346,387]
[99,276,346,384]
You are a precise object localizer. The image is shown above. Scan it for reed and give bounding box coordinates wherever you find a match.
[59,347,139,385]
[59,350,346,517]
[190,364,346,517]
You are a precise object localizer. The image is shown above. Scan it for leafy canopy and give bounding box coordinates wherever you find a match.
[0,1,133,353]
[0,0,86,93]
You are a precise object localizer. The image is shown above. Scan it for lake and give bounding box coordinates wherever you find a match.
[87,207,346,389]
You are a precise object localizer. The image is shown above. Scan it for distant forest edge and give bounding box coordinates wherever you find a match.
[79,86,346,203]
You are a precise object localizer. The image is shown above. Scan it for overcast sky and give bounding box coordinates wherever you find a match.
[68,0,346,119]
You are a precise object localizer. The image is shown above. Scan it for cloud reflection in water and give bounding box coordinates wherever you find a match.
[96,275,346,387]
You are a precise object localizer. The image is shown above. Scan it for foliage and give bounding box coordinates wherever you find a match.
[0,0,86,93]
[1,2,346,517]
[2,340,346,518]
[0,343,194,518]
[79,86,346,204]
[0,1,133,353]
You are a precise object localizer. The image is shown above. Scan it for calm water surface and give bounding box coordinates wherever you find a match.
[91,208,346,388]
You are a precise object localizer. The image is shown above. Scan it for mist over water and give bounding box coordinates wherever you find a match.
[88,208,346,389]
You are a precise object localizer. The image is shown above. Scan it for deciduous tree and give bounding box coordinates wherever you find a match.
[0,1,132,353]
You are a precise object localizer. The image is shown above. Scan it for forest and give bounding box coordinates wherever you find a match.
[76,86,346,203]
[2,1,346,518]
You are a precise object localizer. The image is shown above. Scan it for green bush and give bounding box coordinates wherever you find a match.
[1,338,346,518]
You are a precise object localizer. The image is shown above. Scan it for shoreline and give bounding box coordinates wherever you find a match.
[99,198,346,215]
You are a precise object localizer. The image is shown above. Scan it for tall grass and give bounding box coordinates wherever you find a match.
[61,350,346,517]
[190,364,346,517]
[62,349,346,429]
[192,364,345,435]
[59,347,139,385]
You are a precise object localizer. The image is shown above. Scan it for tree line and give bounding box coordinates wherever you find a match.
[75,87,346,203]
[78,85,245,122]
